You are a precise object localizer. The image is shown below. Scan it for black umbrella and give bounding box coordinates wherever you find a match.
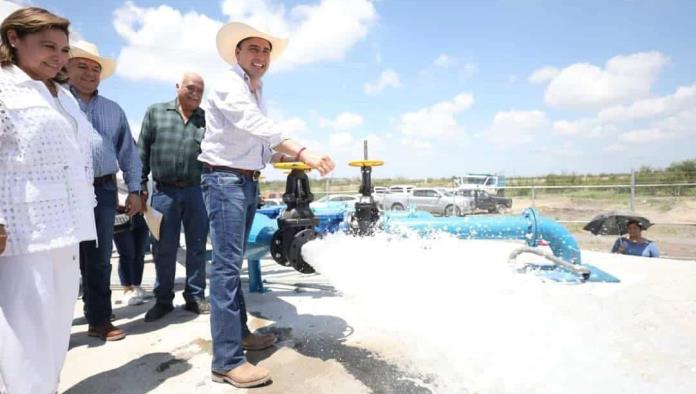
[583,212,653,236]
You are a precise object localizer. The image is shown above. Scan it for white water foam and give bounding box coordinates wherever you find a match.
[301,231,696,394]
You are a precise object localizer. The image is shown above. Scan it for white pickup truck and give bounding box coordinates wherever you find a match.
[381,187,474,216]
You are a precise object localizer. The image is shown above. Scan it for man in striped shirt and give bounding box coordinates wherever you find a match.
[67,40,142,341]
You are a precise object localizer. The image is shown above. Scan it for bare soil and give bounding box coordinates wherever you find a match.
[509,195,696,260]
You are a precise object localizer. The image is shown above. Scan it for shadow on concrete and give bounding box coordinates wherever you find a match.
[245,288,435,393]
[69,303,199,350]
[63,352,191,394]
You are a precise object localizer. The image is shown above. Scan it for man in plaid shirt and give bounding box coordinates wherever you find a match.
[137,72,210,322]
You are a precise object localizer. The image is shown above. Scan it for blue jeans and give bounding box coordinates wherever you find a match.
[114,214,150,287]
[79,181,117,326]
[150,184,208,305]
[201,169,256,372]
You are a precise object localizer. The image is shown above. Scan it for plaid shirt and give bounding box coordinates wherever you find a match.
[137,99,205,187]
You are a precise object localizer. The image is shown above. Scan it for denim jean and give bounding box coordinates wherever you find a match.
[79,181,117,326]
[150,184,208,305]
[201,169,257,372]
[114,214,150,287]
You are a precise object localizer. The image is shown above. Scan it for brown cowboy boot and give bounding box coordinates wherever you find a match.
[87,322,125,341]
[211,362,271,388]
[242,332,277,351]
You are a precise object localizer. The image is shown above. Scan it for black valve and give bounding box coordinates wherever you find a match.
[270,163,319,274]
[348,160,384,236]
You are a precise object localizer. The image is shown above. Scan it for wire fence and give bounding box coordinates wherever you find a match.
[261,174,696,260]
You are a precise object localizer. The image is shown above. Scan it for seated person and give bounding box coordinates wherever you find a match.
[611,219,660,257]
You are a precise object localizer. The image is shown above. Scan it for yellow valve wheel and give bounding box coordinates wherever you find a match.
[349,160,384,167]
[273,162,312,171]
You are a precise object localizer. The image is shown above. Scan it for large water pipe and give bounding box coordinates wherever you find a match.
[244,209,345,291]
[383,208,582,265]
[243,207,583,291]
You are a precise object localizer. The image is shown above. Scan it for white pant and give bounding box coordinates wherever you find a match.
[0,245,80,394]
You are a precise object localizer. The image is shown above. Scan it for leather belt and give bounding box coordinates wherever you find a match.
[93,174,116,187]
[202,163,261,181]
[156,179,197,188]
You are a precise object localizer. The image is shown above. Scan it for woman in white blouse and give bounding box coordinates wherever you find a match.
[0,7,98,394]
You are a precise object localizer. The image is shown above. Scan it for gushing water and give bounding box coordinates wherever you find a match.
[301,231,696,394]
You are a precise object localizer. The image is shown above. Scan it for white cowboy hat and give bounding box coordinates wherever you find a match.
[69,40,116,80]
[216,22,288,66]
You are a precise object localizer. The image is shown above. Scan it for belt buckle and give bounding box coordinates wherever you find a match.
[252,171,260,181]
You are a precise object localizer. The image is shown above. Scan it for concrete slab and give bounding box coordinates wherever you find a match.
[59,258,433,393]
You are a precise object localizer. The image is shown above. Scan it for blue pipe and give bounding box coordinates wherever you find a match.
[243,207,582,292]
[244,208,346,292]
[383,208,582,264]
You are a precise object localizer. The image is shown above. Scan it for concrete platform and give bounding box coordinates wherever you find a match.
[59,257,433,393]
[59,236,696,393]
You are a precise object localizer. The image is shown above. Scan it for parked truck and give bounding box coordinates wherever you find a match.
[382,187,474,216]
[455,188,512,213]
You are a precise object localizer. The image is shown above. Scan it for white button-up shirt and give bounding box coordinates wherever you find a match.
[198,64,286,170]
[0,65,97,256]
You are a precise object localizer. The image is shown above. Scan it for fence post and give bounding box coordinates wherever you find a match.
[630,169,636,212]
[531,178,536,207]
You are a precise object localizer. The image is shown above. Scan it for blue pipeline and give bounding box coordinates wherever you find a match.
[383,208,582,264]
[247,207,346,259]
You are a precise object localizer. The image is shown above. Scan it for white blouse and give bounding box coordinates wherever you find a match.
[0,65,97,257]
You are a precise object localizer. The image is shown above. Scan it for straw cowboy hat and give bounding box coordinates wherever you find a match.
[69,40,116,80]
[216,22,288,65]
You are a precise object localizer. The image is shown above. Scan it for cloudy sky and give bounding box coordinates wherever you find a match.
[2,0,695,179]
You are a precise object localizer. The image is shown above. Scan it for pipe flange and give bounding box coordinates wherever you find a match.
[270,230,290,266]
[523,208,541,247]
[288,229,318,274]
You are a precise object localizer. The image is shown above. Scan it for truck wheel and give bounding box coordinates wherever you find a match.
[444,205,459,217]
[391,203,404,211]
[495,203,506,213]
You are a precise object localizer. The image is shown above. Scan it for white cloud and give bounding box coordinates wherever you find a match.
[352,133,384,158]
[618,128,675,144]
[552,120,578,136]
[113,2,222,84]
[598,83,696,123]
[221,0,378,72]
[604,144,627,153]
[113,0,377,84]
[487,110,548,146]
[329,131,354,148]
[275,116,307,138]
[400,137,433,152]
[651,107,696,137]
[542,51,669,111]
[128,121,142,142]
[396,92,474,137]
[319,112,364,130]
[363,69,401,94]
[0,1,21,21]
[433,54,454,68]
[550,117,616,138]
[420,56,477,80]
[528,66,559,84]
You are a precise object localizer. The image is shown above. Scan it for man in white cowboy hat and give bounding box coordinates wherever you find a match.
[199,22,335,388]
[67,39,142,342]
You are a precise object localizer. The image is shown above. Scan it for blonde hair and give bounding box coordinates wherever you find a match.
[0,7,70,68]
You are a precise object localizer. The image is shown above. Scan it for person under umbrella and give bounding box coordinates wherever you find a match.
[611,219,660,258]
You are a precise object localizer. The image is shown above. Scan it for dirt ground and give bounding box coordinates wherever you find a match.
[508,195,696,260]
